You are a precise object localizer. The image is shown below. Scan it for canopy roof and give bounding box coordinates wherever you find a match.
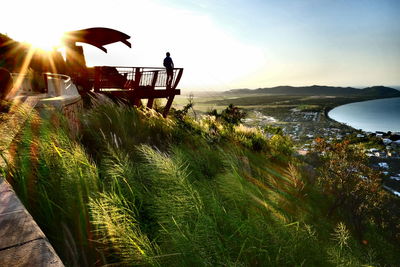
[63,27,131,53]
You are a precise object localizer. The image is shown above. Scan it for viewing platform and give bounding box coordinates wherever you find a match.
[92,66,183,116]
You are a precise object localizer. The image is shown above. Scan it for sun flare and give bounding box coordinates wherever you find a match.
[23,31,63,51]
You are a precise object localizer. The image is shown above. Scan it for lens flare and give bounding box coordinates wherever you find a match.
[23,32,62,51]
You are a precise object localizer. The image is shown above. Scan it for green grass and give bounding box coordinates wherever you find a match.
[2,97,399,266]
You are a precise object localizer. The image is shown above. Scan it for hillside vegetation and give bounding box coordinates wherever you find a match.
[2,97,400,266]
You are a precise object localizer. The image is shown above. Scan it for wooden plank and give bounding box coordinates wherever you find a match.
[0,238,63,267]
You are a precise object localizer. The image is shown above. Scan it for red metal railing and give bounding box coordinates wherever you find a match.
[93,66,183,91]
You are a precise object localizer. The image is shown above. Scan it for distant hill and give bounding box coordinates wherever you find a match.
[228,85,400,97]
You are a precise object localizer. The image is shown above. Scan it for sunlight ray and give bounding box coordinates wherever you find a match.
[8,46,36,99]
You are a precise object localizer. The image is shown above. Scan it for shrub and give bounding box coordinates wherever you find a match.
[207,104,246,126]
[314,138,400,250]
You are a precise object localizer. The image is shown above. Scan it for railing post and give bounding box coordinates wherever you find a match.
[134,67,141,89]
[151,71,158,88]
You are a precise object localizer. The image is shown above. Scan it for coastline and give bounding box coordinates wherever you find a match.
[324,97,400,198]
[327,96,400,133]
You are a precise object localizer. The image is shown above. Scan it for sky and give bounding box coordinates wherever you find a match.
[1,0,400,91]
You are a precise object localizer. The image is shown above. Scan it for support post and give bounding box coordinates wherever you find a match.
[163,95,175,118]
[147,98,154,109]
[172,68,183,90]
[133,98,142,107]
[94,67,101,92]
[147,71,158,108]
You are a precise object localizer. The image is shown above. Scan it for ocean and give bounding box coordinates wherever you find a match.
[328,97,400,133]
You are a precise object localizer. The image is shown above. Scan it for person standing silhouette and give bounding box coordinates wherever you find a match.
[163,52,174,89]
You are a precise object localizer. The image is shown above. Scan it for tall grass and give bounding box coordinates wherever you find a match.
[89,192,160,265]
[3,98,399,266]
[4,109,99,265]
[81,96,174,159]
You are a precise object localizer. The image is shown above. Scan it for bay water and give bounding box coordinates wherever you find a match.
[328,97,400,132]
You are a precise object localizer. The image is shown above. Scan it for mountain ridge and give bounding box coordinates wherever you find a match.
[227,85,400,97]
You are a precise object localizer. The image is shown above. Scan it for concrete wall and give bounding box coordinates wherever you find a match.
[0,178,64,266]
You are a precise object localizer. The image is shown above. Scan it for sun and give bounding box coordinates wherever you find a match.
[23,31,63,51]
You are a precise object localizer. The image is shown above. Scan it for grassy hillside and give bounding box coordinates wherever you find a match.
[2,97,400,266]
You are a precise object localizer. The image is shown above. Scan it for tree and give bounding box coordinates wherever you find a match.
[207,104,247,126]
[313,138,393,239]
